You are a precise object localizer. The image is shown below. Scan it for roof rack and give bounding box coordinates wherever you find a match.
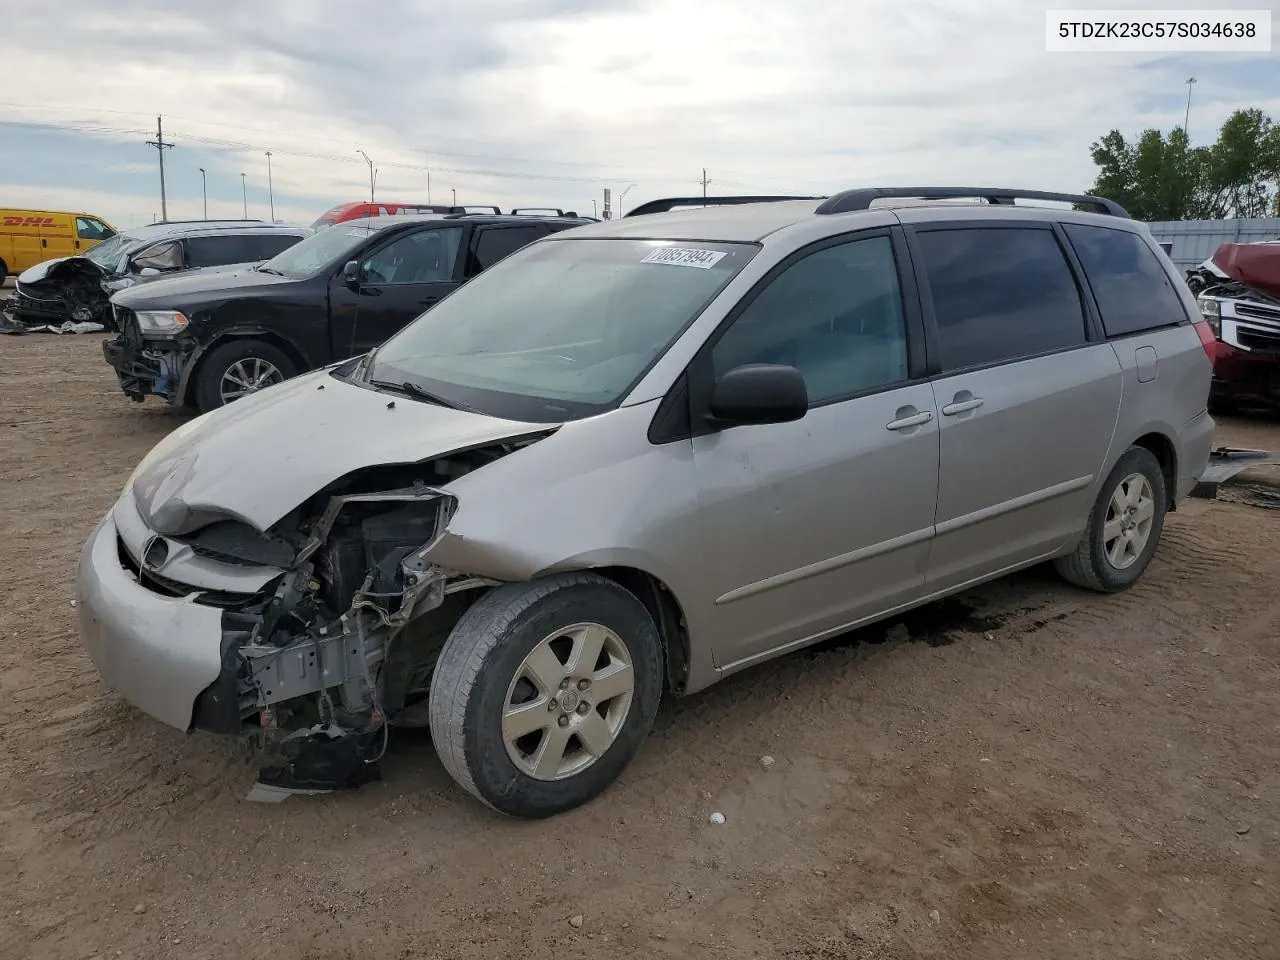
[511,207,567,216]
[815,187,1130,218]
[624,195,822,218]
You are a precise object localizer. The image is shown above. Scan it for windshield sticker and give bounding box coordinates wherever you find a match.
[641,246,727,269]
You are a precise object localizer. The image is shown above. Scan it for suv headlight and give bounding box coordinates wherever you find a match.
[1197,297,1222,337]
[134,309,190,336]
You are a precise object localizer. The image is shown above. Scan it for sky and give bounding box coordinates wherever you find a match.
[2,0,1277,230]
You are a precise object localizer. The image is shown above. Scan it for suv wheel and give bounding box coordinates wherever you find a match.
[428,573,663,818]
[1055,446,1167,593]
[195,340,296,412]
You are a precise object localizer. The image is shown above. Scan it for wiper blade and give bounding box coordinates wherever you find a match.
[369,379,474,412]
[257,266,284,276]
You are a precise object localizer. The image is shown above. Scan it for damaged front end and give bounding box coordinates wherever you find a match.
[90,441,539,801]
[13,258,114,329]
[102,305,188,403]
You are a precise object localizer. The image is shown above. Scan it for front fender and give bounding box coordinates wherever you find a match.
[177,326,317,404]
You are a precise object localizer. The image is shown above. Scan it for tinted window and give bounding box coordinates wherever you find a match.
[183,235,259,268]
[249,234,303,261]
[470,226,546,273]
[917,228,1086,371]
[712,236,908,404]
[1063,224,1187,337]
[361,227,464,284]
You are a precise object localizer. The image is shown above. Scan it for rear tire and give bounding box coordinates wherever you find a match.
[194,339,296,413]
[428,573,663,818]
[1055,446,1167,593]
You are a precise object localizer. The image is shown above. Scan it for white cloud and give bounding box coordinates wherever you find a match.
[2,0,1277,222]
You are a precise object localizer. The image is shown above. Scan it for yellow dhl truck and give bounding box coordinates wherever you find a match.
[0,208,116,283]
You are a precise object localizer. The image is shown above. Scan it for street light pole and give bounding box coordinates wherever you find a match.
[240,172,248,218]
[1184,77,1197,137]
[357,150,375,202]
[618,183,637,216]
[266,151,275,222]
[199,167,207,219]
[451,187,457,205]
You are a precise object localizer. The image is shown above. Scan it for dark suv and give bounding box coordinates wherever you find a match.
[104,212,590,412]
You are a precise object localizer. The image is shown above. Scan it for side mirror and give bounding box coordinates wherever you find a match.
[708,363,808,427]
[342,260,362,289]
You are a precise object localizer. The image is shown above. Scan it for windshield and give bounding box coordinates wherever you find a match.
[259,223,383,279]
[80,233,131,269]
[367,237,757,422]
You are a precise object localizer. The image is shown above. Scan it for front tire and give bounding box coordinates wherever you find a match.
[194,339,296,413]
[428,573,663,818]
[1055,446,1167,593]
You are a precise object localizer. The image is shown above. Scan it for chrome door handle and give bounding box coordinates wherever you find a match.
[886,411,933,431]
[942,398,984,416]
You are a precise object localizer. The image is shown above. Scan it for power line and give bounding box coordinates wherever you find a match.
[0,101,686,173]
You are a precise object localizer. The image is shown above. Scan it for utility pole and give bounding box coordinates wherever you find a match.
[357,150,375,202]
[701,168,708,198]
[265,151,275,222]
[198,167,207,219]
[145,116,174,222]
[427,153,432,203]
[240,172,248,218]
[1184,77,1197,138]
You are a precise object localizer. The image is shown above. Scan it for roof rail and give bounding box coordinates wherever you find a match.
[624,195,822,218]
[511,207,566,216]
[815,187,1130,218]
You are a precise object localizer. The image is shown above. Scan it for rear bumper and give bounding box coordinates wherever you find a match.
[1177,408,1215,501]
[76,509,229,731]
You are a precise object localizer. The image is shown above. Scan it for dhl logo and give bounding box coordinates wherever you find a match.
[3,216,55,227]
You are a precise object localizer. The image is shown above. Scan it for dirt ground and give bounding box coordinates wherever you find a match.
[2,334,1278,960]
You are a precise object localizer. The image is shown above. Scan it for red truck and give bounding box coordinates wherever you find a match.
[1187,240,1280,413]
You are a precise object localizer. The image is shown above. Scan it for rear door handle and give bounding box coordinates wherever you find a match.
[942,397,984,416]
[886,411,933,431]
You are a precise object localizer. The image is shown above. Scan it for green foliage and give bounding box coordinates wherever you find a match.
[1086,109,1280,220]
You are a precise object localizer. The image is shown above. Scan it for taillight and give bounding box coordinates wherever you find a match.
[1193,320,1217,361]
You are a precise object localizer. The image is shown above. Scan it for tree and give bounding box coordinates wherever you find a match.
[1086,109,1279,220]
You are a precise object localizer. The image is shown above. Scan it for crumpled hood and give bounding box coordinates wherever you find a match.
[129,369,553,535]
[112,265,291,310]
[17,256,72,284]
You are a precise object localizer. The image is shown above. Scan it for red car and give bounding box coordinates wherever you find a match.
[311,201,502,229]
[1188,241,1280,413]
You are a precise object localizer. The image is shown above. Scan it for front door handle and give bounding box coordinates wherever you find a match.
[886,410,933,431]
[942,397,984,416]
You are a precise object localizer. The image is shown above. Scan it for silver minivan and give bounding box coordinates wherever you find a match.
[76,188,1215,816]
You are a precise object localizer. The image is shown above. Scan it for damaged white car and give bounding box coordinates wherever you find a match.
[77,189,1213,817]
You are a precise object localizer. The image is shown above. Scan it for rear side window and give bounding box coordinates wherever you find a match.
[1063,224,1187,337]
[184,234,259,268]
[916,227,1086,372]
[249,234,303,260]
[469,225,547,273]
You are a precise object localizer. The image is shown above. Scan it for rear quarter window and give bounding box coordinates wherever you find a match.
[1062,224,1188,337]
